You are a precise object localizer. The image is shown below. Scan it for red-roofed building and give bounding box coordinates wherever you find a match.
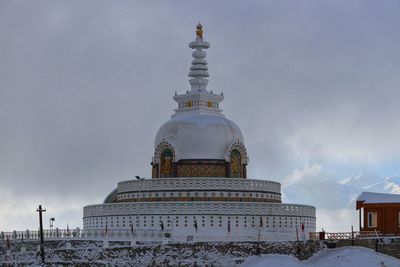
[356,192,400,235]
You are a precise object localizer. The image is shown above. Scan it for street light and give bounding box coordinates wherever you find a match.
[135,176,145,239]
[36,205,46,263]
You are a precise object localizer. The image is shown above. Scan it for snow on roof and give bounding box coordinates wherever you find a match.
[357,191,400,204]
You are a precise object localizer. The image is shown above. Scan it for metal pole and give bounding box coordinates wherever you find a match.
[138,179,142,236]
[351,225,354,246]
[36,205,46,263]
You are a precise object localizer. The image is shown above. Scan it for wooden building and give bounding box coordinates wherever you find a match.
[356,192,400,235]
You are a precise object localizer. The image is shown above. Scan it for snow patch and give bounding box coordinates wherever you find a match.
[242,247,400,267]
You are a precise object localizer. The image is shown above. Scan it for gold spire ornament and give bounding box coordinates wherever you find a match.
[196,23,203,39]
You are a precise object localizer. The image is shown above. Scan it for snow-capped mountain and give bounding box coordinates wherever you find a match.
[337,173,383,189]
[283,173,400,209]
[339,173,400,195]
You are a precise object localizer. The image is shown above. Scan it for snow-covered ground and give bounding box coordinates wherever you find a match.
[2,240,400,266]
[242,246,400,267]
[0,240,321,266]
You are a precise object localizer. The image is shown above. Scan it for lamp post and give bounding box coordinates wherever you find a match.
[36,205,46,263]
[135,176,145,239]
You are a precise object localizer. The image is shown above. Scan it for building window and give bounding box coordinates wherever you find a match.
[367,212,377,228]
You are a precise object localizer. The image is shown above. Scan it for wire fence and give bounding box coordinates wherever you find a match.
[0,228,172,241]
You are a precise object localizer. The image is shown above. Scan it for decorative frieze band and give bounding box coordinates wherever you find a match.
[118,178,281,195]
[84,202,315,219]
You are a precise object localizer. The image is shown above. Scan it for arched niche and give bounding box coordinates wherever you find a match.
[160,148,174,178]
[152,140,176,178]
[225,140,248,178]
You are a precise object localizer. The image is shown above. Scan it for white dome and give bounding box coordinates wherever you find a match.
[155,114,244,161]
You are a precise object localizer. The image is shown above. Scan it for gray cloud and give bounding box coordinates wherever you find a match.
[1,0,400,231]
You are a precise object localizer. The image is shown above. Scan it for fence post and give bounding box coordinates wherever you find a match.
[351,225,354,246]
[297,241,301,258]
[75,227,81,238]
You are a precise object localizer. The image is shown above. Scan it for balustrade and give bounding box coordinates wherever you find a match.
[309,230,382,240]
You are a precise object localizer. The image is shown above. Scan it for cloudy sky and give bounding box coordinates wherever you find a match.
[1,0,400,232]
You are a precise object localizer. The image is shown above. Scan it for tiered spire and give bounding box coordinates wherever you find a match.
[188,23,210,92]
[172,24,224,117]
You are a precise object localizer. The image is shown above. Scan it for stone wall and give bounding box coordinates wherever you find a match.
[0,240,323,266]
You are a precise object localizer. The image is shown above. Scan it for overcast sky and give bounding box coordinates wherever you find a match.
[1,0,400,232]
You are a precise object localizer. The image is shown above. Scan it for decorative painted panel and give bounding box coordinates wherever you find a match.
[230,149,242,178]
[178,164,226,177]
[160,149,174,178]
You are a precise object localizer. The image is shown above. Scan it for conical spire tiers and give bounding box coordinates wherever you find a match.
[172,24,224,117]
[189,24,210,91]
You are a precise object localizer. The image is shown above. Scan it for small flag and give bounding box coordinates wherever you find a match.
[300,223,306,241]
[194,220,198,232]
[160,221,164,231]
[259,217,263,227]
[227,220,231,233]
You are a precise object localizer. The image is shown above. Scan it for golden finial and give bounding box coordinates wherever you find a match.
[196,23,203,39]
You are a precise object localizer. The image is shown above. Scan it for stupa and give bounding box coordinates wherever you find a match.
[82,24,316,242]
